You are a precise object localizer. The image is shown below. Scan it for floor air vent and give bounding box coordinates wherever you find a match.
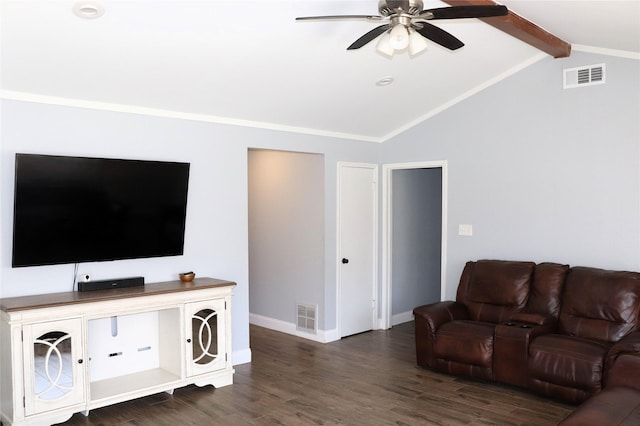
[296,303,317,334]
[564,63,606,89]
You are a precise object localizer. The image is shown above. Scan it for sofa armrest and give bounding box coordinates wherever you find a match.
[413,301,468,368]
[606,353,640,390]
[414,301,469,333]
[605,331,640,386]
[607,331,640,359]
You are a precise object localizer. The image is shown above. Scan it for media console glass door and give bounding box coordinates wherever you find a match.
[22,319,86,416]
[185,299,227,377]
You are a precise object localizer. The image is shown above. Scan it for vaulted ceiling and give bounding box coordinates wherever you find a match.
[1,1,639,142]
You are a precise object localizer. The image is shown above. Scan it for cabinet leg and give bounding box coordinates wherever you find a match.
[165,389,174,395]
[82,410,90,417]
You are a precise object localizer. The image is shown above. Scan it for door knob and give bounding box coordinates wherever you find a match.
[341,258,349,264]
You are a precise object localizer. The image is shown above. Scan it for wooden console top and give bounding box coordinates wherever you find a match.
[0,277,236,312]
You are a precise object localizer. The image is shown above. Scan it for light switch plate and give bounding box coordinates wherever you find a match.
[458,224,473,236]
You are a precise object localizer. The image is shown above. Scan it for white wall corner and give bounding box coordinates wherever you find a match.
[377,317,389,330]
[391,310,414,326]
[232,348,252,366]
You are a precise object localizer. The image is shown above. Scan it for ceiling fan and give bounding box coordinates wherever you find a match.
[296,0,509,56]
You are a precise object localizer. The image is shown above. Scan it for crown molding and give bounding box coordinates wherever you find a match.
[573,45,640,60]
[0,90,382,144]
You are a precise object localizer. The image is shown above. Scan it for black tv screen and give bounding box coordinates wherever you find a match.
[12,154,190,267]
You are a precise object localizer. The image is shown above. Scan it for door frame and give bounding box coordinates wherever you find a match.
[381,161,448,329]
[336,162,379,338]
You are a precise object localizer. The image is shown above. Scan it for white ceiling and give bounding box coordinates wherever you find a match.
[2,1,639,142]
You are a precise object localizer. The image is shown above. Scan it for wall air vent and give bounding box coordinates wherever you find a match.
[564,63,606,89]
[296,303,317,334]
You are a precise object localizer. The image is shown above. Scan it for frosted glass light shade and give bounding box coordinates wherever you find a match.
[389,24,409,50]
[408,30,428,56]
[376,32,394,57]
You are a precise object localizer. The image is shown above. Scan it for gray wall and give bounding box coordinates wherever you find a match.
[248,149,325,327]
[382,52,640,300]
[1,50,638,348]
[0,100,379,360]
[392,168,442,315]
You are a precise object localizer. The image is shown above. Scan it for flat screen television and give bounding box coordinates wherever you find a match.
[12,153,190,267]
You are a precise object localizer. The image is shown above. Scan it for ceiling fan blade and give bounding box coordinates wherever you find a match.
[414,22,464,50]
[296,15,383,22]
[347,25,390,50]
[421,5,508,20]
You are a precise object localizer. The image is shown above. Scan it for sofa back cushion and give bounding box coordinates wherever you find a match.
[457,260,535,323]
[559,267,640,343]
[525,262,570,318]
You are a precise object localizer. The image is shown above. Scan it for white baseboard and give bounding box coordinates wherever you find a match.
[249,313,339,343]
[391,310,414,326]
[232,348,252,366]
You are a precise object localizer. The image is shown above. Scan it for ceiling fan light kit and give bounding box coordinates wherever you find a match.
[376,27,428,57]
[389,23,410,50]
[376,33,395,56]
[296,0,509,57]
[408,28,429,56]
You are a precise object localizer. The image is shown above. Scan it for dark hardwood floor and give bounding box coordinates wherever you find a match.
[62,322,574,425]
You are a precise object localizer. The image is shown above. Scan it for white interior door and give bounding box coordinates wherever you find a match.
[338,163,378,338]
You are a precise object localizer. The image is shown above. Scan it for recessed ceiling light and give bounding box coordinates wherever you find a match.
[376,76,394,87]
[73,1,105,19]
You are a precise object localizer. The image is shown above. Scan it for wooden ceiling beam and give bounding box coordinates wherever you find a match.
[441,0,571,58]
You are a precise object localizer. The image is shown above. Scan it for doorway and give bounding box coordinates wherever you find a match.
[247,149,325,339]
[382,161,447,329]
[337,162,378,338]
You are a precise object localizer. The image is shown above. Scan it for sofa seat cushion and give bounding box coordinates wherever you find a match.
[433,320,495,367]
[558,387,640,425]
[529,334,610,398]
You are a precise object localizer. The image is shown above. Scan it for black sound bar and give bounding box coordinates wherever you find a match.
[78,276,145,292]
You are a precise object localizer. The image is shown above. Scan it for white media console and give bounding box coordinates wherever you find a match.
[0,278,235,426]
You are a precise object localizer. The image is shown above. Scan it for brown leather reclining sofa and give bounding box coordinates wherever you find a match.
[413,260,640,424]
